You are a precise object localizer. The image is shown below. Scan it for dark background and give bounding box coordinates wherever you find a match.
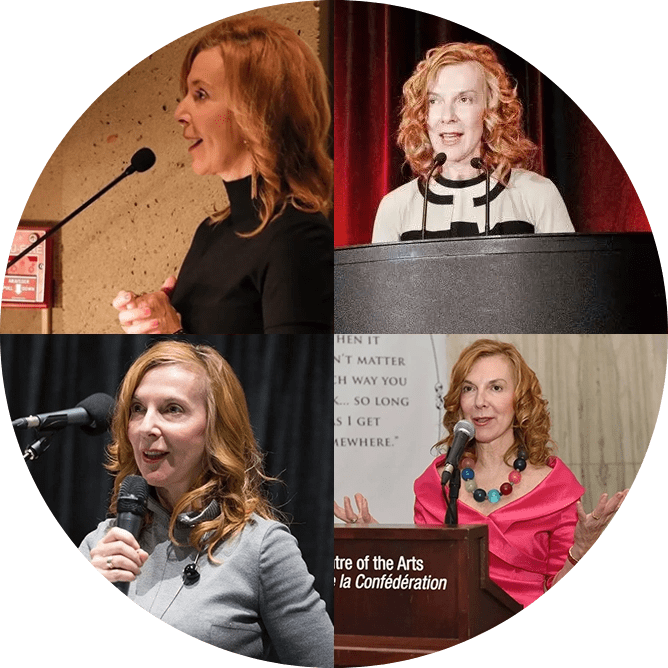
[333,0,649,246]
[1,334,333,617]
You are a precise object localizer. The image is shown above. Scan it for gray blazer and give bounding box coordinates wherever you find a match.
[80,496,333,666]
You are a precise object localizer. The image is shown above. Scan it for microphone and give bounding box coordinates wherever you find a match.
[7,148,157,270]
[440,419,475,487]
[421,152,447,240]
[122,147,157,176]
[13,392,114,434]
[114,475,149,595]
[471,157,490,235]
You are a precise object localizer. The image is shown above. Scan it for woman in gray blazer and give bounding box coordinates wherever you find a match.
[79,340,332,666]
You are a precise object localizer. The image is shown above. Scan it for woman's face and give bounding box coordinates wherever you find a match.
[128,363,208,509]
[459,354,516,450]
[175,47,252,180]
[426,62,486,177]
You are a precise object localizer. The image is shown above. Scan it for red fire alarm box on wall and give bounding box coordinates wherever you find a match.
[3,225,53,308]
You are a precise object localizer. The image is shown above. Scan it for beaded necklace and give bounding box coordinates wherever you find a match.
[460,449,528,504]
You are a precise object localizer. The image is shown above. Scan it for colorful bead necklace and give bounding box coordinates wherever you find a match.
[460,450,527,504]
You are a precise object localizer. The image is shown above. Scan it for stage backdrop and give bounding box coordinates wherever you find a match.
[334,334,666,523]
[1,333,333,617]
[333,0,649,246]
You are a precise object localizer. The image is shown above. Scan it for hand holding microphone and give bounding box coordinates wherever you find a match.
[90,526,149,585]
[89,476,150,592]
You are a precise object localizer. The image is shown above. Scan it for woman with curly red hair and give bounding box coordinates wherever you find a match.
[336,339,627,607]
[113,16,333,334]
[372,43,575,242]
[81,340,332,665]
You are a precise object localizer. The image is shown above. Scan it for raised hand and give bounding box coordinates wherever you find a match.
[571,489,629,560]
[334,493,377,525]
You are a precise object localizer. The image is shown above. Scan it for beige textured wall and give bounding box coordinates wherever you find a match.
[0,2,323,334]
[443,334,666,510]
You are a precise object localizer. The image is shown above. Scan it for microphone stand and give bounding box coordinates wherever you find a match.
[470,157,490,235]
[483,167,490,236]
[7,149,155,270]
[442,467,461,526]
[421,153,447,240]
[22,433,55,462]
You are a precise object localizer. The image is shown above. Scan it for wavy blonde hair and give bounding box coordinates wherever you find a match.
[180,16,333,236]
[106,340,276,560]
[398,42,538,184]
[436,339,554,465]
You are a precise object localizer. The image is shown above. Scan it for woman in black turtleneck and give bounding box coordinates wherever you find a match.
[112,16,332,334]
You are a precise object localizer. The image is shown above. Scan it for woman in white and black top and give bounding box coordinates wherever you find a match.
[372,42,574,243]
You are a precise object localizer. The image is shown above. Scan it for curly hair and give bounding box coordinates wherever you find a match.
[436,339,554,466]
[398,42,538,184]
[106,340,276,561]
[180,16,332,237]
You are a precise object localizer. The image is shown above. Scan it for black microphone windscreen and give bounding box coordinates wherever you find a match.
[118,475,149,504]
[130,148,156,173]
[76,392,114,435]
[434,152,447,166]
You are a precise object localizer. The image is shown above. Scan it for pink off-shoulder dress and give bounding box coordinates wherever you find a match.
[413,455,585,607]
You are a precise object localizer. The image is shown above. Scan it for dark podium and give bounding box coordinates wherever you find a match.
[334,524,521,666]
[334,233,667,333]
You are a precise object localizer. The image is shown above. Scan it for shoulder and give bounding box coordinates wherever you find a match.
[269,208,332,235]
[549,457,585,491]
[535,457,585,506]
[264,209,332,251]
[507,169,560,194]
[373,179,421,242]
[507,169,574,232]
[414,454,445,494]
[226,516,295,554]
[234,518,310,587]
[381,179,421,204]
[183,217,218,250]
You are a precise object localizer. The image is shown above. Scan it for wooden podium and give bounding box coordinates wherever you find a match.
[334,524,521,666]
[334,233,667,333]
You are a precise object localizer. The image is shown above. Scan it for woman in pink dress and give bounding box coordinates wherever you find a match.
[335,339,627,607]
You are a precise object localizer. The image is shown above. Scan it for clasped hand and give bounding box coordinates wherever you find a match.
[113,276,182,334]
[89,527,149,583]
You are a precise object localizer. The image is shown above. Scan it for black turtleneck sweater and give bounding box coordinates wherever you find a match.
[170,176,332,333]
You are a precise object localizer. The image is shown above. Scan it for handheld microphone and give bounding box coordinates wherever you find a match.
[13,392,114,434]
[114,475,149,595]
[441,419,475,487]
[421,153,447,240]
[7,148,157,270]
[471,157,490,235]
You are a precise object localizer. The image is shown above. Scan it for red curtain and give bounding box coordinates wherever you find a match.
[333,0,649,247]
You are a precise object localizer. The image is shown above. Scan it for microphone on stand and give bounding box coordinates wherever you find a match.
[7,148,157,270]
[421,153,447,240]
[441,419,475,527]
[471,157,490,235]
[16,393,114,461]
[440,419,475,487]
[13,393,114,433]
[113,475,149,595]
